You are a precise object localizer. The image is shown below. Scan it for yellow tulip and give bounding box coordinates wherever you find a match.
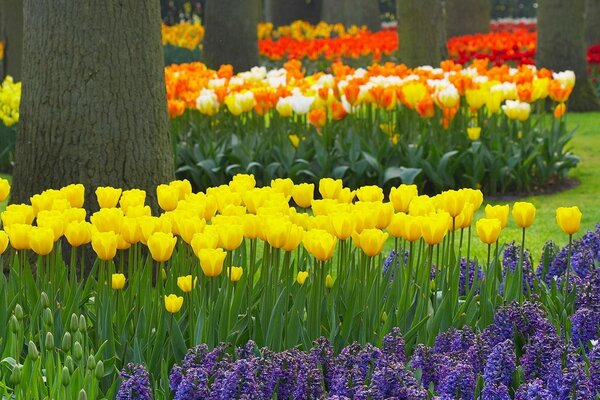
[177,275,197,292]
[91,231,118,261]
[6,223,32,250]
[556,206,582,235]
[65,221,93,247]
[60,184,85,208]
[338,187,356,204]
[297,270,309,285]
[512,202,536,228]
[90,208,124,233]
[484,204,509,228]
[215,224,244,251]
[164,294,184,313]
[119,189,146,213]
[28,227,55,256]
[462,188,484,211]
[198,248,227,277]
[319,178,343,200]
[4,204,35,225]
[120,217,142,244]
[270,178,294,199]
[169,179,192,200]
[242,214,260,239]
[0,178,10,202]
[116,233,132,250]
[0,230,8,254]
[387,213,405,239]
[112,273,126,290]
[292,183,314,208]
[330,213,354,240]
[227,266,243,282]
[191,231,220,257]
[354,228,388,257]
[147,231,177,262]
[476,218,502,244]
[374,202,394,229]
[282,224,304,252]
[62,208,87,224]
[124,205,152,218]
[408,195,435,216]
[303,229,336,261]
[440,190,465,218]
[455,203,475,230]
[311,199,338,217]
[229,173,256,193]
[467,127,481,141]
[95,186,122,209]
[421,214,448,245]
[355,185,384,202]
[30,192,55,215]
[325,274,334,289]
[178,217,206,244]
[157,184,179,211]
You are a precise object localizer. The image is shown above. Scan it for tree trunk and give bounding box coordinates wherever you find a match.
[3,0,22,80]
[585,0,600,46]
[11,0,175,209]
[536,0,600,111]
[266,0,322,26]
[203,0,259,72]
[0,0,4,79]
[321,0,380,32]
[445,0,490,38]
[397,0,446,68]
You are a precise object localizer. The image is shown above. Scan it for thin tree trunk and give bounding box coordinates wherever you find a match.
[203,0,260,72]
[266,0,322,26]
[12,0,175,209]
[585,0,600,46]
[445,0,491,38]
[536,0,600,111]
[397,0,446,68]
[3,0,22,80]
[321,0,380,31]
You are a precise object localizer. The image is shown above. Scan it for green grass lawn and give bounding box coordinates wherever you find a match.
[2,112,599,264]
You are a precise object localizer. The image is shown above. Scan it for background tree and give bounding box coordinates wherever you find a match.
[203,0,260,72]
[585,0,600,46]
[397,0,446,67]
[11,0,174,208]
[265,0,322,27]
[445,0,491,38]
[1,0,23,80]
[321,0,380,32]
[536,0,599,111]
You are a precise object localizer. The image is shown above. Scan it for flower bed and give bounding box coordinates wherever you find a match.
[168,61,578,195]
[0,175,597,397]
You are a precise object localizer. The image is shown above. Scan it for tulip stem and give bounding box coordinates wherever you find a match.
[564,234,572,302]
[517,227,526,304]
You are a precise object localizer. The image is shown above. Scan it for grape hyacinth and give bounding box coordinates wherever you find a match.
[117,363,152,400]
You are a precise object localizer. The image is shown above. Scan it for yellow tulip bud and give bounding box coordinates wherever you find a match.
[65,221,93,247]
[484,204,509,229]
[297,270,309,285]
[330,213,354,240]
[90,208,124,233]
[292,183,314,208]
[147,232,177,262]
[91,231,118,261]
[120,217,142,244]
[282,224,304,252]
[421,214,449,245]
[325,274,334,289]
[556,206,582,235]
[157,184,179,212]
[191,231,220,257]
[169,179,192,200]
[476,218,502,245]
[177,275,197,292]
[229,173,256,193]
[303,229,336,261]
[111,273,126,290]
[467,127,481,141]
[270,178,294,199]
[119,189,146,213]
[198,248,227,277]
[354,228,389,257]
[318,178,343,200]
[355,185,384,202]
[512,202,536,228]
[95,186,122,209]
[164,294,183,313]
[215,224,244,251]
[28,227,55,256]
[227,266,243,282]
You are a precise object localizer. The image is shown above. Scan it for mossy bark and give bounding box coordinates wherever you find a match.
[536,0,600,112]
[321,0,380,32]
[445,0,491,38]
[266,0,322,26]
[585,0,600,46]
[397,0,446,68]
[11,0,175,209]
[203,0,260,72]
[2,0,22,80]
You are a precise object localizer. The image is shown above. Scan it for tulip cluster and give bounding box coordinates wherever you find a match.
[0,75,20,127]
[162,21,204,51]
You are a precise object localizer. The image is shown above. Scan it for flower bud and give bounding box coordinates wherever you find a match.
[65,356,74,373]
[73,341,83,361]
[61,366,71,386]
[78,314,87,332]
[62,331,72,352]
[41,292,50,308]
[14,304,23,321]
[78,389,88,400]
[43,308,54,327]
[28,340,40,361]
[45,332,55,350]
[10,365,21,385]
[87,355,96,371]
[70,313,79,331]
[94,360,104,380]
[9,314,19,333]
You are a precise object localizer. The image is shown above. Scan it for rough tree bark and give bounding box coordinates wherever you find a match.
[11,0,175,209]
[536,0,600,111]
[585,0,600,46]
[397,0,446,68]
[321,0,380,32]
[265,0,322,26]
[203,0,260,72]
[445,0,491,38]
[2,0,22,80]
